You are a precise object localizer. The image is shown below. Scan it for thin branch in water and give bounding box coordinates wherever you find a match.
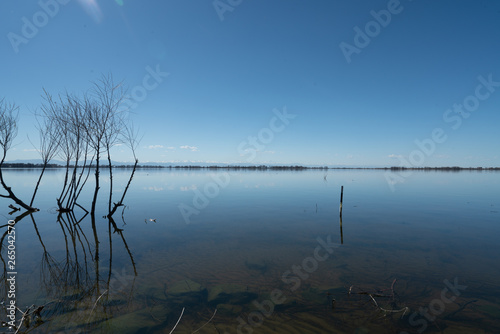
[368,294,408,318]
[14,304,33,334]
[168,307,185,334]
[88,289,109,322]
[192,309,218,333]
[349,280,408,318]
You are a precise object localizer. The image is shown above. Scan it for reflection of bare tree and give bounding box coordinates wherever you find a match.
[340,214,343,245]
[36,212,94,298]
[108,217,137,277]
[0,210,37,330]
[0,210,138,333]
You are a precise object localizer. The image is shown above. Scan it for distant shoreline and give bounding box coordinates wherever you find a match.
[2,163,499,171]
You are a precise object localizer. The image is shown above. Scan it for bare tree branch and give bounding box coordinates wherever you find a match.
[29,112,60,206]
[0,99,37,211]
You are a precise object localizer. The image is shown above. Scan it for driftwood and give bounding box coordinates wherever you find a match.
[348,279,409,317]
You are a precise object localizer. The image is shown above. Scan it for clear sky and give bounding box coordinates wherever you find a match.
[1,0,500,167]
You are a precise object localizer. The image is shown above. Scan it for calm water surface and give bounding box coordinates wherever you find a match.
[1,169,499,333]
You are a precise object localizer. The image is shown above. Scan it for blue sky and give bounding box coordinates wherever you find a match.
[1,0,499,166]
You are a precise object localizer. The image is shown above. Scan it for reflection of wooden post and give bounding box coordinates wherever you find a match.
[339,186,344,244]
[339,186,343,216]
[340,214,343,244]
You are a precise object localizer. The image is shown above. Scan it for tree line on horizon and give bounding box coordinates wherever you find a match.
[2,163,498,170]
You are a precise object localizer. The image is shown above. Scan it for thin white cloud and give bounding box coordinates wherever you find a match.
[180,145,198,152]
[239,148,256,156]
[148,145,164,149]
[388,154,403,158]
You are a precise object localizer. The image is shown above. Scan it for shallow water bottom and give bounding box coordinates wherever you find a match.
[2,169,500,333]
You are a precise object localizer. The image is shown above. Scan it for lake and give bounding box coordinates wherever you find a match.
[1,168,500,333]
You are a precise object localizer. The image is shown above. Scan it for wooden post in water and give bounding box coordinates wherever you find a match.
[339,186,343,217]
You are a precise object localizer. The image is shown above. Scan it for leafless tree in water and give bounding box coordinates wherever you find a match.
[108,124,140,218]
[0,99,37,211]
[39,91,94,212]
[87,74,126,216]
[88,74,139,218]
[29,112,60,207]
[2,74,140,217]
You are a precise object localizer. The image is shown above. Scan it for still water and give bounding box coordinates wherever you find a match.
[1,168,499,333]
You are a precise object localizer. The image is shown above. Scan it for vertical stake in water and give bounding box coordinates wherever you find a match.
[339,186,343,216]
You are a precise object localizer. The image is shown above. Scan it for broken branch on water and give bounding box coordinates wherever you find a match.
[348,279,408,318]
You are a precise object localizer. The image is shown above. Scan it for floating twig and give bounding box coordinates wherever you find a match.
[88,289,108,322]
[368,294,408,317]
[168,307,185,334]
[349,279,408,318]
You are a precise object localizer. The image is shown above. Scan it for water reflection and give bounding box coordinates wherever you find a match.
[1,211,137,333]
[339,215,343,245]
[0,169,499,333]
